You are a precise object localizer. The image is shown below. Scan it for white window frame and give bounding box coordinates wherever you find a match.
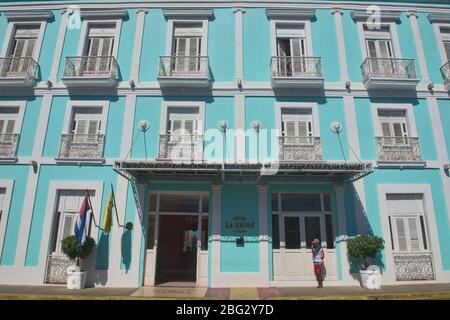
[0,21,46,61]
[357,22,402,60]
[270,20,313,57]
[275,102,320,136]
[432,23,450,65]
[62,100,109,135]
[377,184,444,282]
[0,101,26,135]
[371,104,418,138]
[165,19,208,57]
[0,180,14,260]
[77,20,122,58]
[159,101,205,135]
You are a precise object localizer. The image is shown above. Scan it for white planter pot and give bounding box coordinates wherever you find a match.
[359,267,381,290]
[67,266,87,290]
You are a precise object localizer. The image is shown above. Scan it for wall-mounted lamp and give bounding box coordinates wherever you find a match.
[345,80,351,90]
[330,121,342,133]
[237,79,243,90]
[427,82,434,91]
[30,160,38,173]
[251,121,262,133]
[129,79,135,89]
[217,121,229,133]
[138,120,149,132]
[46,80,53,88]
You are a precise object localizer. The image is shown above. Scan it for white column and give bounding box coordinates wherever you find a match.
[129,8,148,82]
[49,9,69,83]
[335,185,352,284]
[233,8,245,83]
[257,184,270,287]
[331,8,349,84]
[234,94,246,163]
[210,184,222,287]
[407,11,431,86]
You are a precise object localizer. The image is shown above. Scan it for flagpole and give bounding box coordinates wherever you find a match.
[110,183,124,227]
[86,190,103,231]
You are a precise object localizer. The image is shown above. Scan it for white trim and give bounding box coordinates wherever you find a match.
[120,95,136,158]
[234,94,245,163]
[76,19,122,58]
[159,100,205,135]
[129,9,148,82]
[377,184,445,283]
[233,8,245,82]
[165,18,209,57]
[31,94,52,157]
[80,9,128,20]
[49,10,68,83]
[210,184,222,287]
[427,97,448,162]
[269,19,313,57]
[0,179,14,261]
[371,103,418,138]
[62,100,110,135]
[356,21,402,60]
[334,185,352,284]
[266,9,316,20]
[257,184,270,287]
[432,22,450,65]
[407,12,430,84]
[351,10,401,22]
[343,96,361,160]
[275,102,320,135]
[0,100,26,135]
[3,10,54,22]
[162,9,214,19]
[332,8,348,83]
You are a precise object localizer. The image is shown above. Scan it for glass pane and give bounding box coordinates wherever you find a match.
[323,193,331,211]
[284,217,300,249]
[272,215,280,250]
[305,216,321,248]
[146,215,156,249]
[271,193,278,211]
[159,194,200,212]
[201,216,208,250]
[281,193,321,211]
[325,214,334,249]
[201,196,209,213]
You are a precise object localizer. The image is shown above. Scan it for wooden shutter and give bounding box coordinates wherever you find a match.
[395,218,407,251]
[408,217,420,251]
[444,41,450,61]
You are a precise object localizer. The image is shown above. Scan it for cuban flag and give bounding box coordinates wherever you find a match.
[74,194,90,246]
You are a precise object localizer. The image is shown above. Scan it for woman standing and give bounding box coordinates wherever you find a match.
[312,239,325,288]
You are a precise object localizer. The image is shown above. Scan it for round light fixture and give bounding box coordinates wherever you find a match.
[138,120,149,132]
[330,121,342,133]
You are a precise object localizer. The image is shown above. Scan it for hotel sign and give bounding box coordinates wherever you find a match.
[224,216,255,235]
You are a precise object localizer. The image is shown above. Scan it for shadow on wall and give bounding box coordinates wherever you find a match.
[121,229,132,272]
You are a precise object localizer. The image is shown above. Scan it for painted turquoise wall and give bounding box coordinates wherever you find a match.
[363,169,450,271]
[42,96,125,158]
[139,9,166,82]
[437,99,450,159]
[342,10,363,82]
[57,20,81,80]
[38,10,60,81]
[220,184,260,272]
[0,165,30,265]
[117,11,137,81]
[0,14,7,48]
[17,97,42,157]
[208,9,235,82]
[312,10,341,82]
[397,13,422,81]
[243,9,271,82]
[354,98,376,160]
[418,13,443,84]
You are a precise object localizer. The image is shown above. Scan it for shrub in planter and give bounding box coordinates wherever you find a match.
[61,235,96,268]
[347,235,384,270]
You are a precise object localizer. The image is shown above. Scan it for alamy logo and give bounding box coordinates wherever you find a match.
[366,5,381,30]
[67,5,81,30]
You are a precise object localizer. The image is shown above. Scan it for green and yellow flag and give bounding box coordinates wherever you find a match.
[103,190,114,233]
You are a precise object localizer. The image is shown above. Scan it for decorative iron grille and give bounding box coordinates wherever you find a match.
[375,136,422,161]
[45,254,73,284]
[63,56,118,79]
[440,61,450,86]
[278,136,322,161]
[393,252,435,281]
[0,134,19,158]
[158,134,203,161]
[361,58,417,82]
[0,57,38,80]
[271,56,322,78]
[158,56,209,77]
[58,134,105,159]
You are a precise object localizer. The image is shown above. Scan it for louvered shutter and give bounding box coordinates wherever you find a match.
[87,38,101,72]
[175,38,187,72]
[62,214,74,239]
[408,218,420,251]
[444,42,450,61]
[291,38,303,74]
[87,120,99,142]
[99,38,113,71]
[0,120,4,134]
[395,218,407,251]
[188,38,200,71]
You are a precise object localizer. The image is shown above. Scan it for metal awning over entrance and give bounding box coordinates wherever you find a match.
[113,160,373,183]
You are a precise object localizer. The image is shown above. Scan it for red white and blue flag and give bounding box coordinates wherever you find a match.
[74,194,90,246]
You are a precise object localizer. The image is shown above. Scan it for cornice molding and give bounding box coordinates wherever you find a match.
[80,9,129,20]
[266,9,316,20]
[351,10,401,22]
[162,9,214,19]
[428,13,450,24]
[4,10,54,21]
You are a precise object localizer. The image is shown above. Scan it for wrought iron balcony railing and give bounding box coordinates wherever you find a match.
[375,136,422,161]
[158,134,203,161]
[278,136,322,161]
[0,134,19,158]
[57,134,105,160]
[271,56,322,78]
[0,57,39,80]
[63,56,118,79]
[361,58,417,82]
[158,56,209,77]
[393,251,434,281]
[440,61,450,87]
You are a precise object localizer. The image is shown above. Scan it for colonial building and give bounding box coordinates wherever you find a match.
[0,0,449,288]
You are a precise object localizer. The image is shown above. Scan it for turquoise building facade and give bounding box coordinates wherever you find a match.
[0,0,449,288]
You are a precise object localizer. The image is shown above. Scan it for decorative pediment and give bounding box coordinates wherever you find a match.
[351,10,401,23]
[4,10,54,21]
[266,9,316,20]
[162,9,214,20]
[428,13,450,24]
[80,9,129,20]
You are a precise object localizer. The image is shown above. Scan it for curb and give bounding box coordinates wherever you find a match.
[270,291,450,300]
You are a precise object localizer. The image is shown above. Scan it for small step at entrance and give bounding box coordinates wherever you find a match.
[131,286,208,298]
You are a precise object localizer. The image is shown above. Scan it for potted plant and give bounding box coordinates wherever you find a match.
[61,235,95,289]
[347,235,385,289]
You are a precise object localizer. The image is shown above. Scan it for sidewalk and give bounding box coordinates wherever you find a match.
[0,283,449,300]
